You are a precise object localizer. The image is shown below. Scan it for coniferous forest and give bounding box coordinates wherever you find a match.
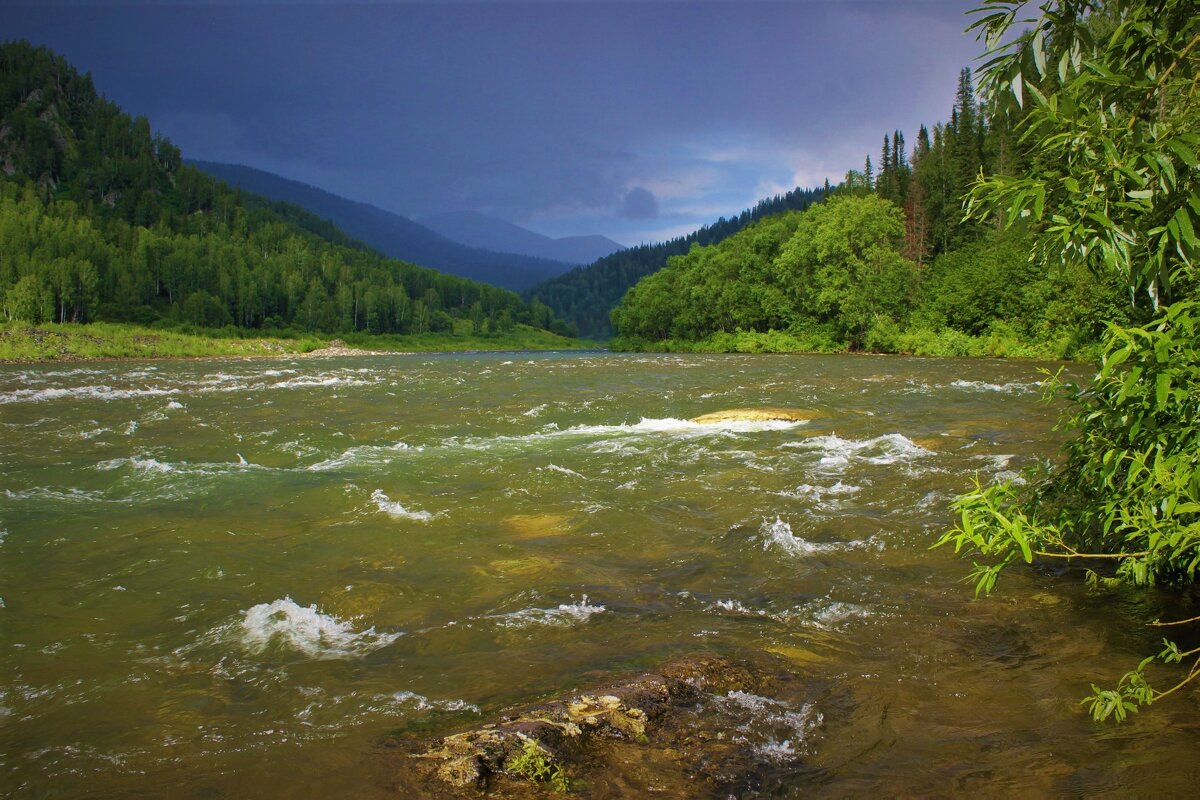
[608,66,1140,358]
[0,42,573,341]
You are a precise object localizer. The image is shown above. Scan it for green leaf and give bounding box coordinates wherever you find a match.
[1165,138,1198,169]
[1172,207,1196,247]
[1155,372,1170,406]
[1032,29,1047,76]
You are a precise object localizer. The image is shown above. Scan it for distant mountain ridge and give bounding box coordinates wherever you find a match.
[188,160,576,292]
[418,210,624,265]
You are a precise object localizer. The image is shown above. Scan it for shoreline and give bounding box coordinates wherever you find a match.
[0,323,591,365]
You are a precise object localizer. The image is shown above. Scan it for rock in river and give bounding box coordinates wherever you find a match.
[387,651,823,798]
[690,408,820,424]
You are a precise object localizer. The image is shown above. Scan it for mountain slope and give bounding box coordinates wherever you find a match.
[525,186,826,339]
[0,40,571,338]
[189,160,575,292]
[418,210,623,265]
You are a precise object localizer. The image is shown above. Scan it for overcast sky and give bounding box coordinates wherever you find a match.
[7,0,983,246]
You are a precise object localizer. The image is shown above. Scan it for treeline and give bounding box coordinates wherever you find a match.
[611,67,1139,358]
[525,185,824,339]
[611,194,1131,358]
[842,67,1022,262]
[0,41,571,337]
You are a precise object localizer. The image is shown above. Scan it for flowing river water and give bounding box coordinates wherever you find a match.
[1,351,1197,797]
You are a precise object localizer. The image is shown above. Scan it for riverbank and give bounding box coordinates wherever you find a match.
[0,321,591,363]
[609,326,1103,362]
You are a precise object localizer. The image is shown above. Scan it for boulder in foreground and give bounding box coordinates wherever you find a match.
[388,652,823,798]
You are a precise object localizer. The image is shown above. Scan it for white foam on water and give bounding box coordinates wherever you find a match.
[0,385,181,405]
[784,433,932,470]
[571,417,803,437]
[165,400,184,410]
[760,517,880,556]
[776,480,862,503]
[239,597,403,659]
[715,690,823,765]
[490,595,606,629]
[951,379,1040,394]
[295,688,480,732]
[540,464,586,479]
[307,441,418,472]
[807,599,874,629]
[124,420,138,435]
[523,403,547,416]
[97,455,175,473]
[761,517,834,555]
[388,691,480,713]
[307,450,358,471]
[449,416,805,453]
[270,374,375,390]
[4,487,106,503]
[370,489,433,521]
[710,599,769,617]
[1,367,384,406]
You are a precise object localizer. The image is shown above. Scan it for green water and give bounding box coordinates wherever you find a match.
[1,352,1196,797]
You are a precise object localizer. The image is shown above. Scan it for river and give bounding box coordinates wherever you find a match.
[1,351,1196,797]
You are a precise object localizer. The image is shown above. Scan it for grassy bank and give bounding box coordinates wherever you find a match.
[0,320,591,363]
[610,325,1103,362]
[338,319,593,352]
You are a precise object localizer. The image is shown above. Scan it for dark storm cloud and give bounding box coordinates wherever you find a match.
[620,187,659,220]
[5,1,981,242]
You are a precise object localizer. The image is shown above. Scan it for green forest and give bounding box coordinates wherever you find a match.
[610,65,1137,358]
[0,41,575,343]
[525,186,824,339]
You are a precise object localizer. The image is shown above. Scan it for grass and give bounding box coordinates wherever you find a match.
[0,320,592,362]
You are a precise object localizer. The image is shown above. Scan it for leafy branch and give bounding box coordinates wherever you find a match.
[939,0,1200,722]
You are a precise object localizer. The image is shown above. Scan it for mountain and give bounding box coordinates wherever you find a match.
[524,186,826,339]
[0,40,571,337]
[418,210,624,265]
[188,160,575,292]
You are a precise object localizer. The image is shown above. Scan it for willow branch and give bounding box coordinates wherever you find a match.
[1149,614,1200,628]
[1151,654,1200,703]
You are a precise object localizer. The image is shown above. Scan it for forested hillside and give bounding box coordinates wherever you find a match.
[610,66,1135,358]
[0,41,571,337]
[525,185,824,338]
[612,194,1129,357]
[189,160,578,293]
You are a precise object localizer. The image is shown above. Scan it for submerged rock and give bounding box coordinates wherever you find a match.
[503,513,573,539]
[690,408,819,424]
[390,652,820,798]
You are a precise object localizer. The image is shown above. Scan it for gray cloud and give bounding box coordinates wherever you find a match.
[6,1,981,240]
[619,187,659,220]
